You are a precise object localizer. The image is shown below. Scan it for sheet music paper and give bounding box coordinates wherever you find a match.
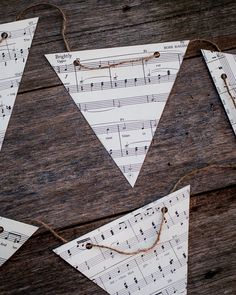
[0,17,38,151]
[54,185,190,295]
[46,41,189,186]
[202,50,236,135]
[0,216,38,266]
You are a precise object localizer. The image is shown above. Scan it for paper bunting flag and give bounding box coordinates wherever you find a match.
[54,185,190,295]
[46,41,189,186]
[202,50,236,135]
[0,216,38,266]
[0,17,38,151]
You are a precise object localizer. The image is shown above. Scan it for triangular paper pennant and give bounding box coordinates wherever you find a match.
[46,41,189,186]
[0,216,38,266]
[202,50,236,136]
[0,17,38,151]
[54,185,190,295]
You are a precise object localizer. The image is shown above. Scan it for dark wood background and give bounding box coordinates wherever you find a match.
[0,0,236,294]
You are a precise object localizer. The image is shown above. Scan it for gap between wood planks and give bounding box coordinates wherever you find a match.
[27,183,236,240]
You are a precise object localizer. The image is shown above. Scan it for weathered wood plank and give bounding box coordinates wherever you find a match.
[0,1,236,294]
[0,186,235,295]
[0,0,236,92]
[1,49,236,227]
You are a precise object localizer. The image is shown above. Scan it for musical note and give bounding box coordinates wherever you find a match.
[0,18,38,152]
[54,186,190,295]
[0,216,38,267]
[5,232,21,243]
[68,73,177,93]
[46,40,189,186]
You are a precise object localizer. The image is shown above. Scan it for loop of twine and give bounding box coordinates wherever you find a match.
[15,3,222,62]
[221,74,236,108]
[188,38,221,53]
[16,2,71,52]
[31,164,236,255]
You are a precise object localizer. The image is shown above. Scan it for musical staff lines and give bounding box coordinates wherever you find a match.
[0,229,28,244]
[54,186,190,295]
[92,120,158,135]
[0,48,30,65]
[0,17,38,152]
[0,78,20,91]
[0,24,35,41]
[0,216,38,267]
[46,40,189,186]
[77,93,168,112]
[202,50,236,136]
[67,73,176,94]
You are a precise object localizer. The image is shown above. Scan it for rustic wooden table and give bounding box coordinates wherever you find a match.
[0,1,236,294]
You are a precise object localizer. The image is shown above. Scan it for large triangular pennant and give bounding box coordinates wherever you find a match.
[46,41,189,186]
[54,185,190,295]
[0,216,38,267]
[0,17,38,151]
[202,50,236,136]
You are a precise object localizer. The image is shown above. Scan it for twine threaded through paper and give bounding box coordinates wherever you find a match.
[74,51,161,70]
[74,38,221,70]
[0,32,9,45]
[221,73,236,108]
[15,3,234,255]
[31,163,236,255]
[85,207,166,255]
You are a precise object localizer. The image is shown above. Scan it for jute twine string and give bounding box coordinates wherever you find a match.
[7,4,236,107]
[31,164,236,255]
[15,3,225,69]
[12,4,236,255]
[85,208,166,255]
[73,38,220,70]
[169,163,236,194]
[32,219,68,243]
[14,3,235,100]
[221,74,236,108]
[16,3,71,52]
[74,51,161,70]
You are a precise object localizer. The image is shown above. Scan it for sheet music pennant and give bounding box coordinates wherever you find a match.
[202,50,236,136]
[54,185,190,295]
[0,216,38,267]
[0,17,38,151]
[46,41,189,186]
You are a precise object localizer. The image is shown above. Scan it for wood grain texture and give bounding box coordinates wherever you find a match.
[0,0,236,294]
[0,186,235,295]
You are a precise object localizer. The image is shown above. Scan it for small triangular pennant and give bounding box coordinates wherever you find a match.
[46,41,189,186]
[0,17,38,151]
[54,185,190,295]
[0,216,38,266]
[202,50,236,136]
